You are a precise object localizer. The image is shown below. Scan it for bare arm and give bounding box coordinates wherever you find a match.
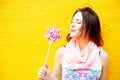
[51,47,65,80]
[100,50,109,80]
[38,47,65,80]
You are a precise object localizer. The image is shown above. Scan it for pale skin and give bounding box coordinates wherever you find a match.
[38,11,108,80]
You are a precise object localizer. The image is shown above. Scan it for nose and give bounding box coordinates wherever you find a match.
[71,22,75,28]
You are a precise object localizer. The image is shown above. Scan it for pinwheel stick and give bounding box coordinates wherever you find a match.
[43,27,62,67]
[44,44,51,67]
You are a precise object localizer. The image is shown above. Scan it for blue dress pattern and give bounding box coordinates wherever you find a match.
[62,68,101,80]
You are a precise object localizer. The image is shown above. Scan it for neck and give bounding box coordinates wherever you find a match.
[76,35,89,50]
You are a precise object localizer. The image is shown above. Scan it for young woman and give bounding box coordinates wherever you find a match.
[38,7,108,80]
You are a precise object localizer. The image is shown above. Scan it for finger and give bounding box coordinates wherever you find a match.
[38,69,47,78]
[38,73,44,79]
[38,66,48,79]
[38,67,45,73]
[42,70,46,75]
[38,75,42,78]
[45,63,49,69]
[38,69,44,78]
[39,70,46,76]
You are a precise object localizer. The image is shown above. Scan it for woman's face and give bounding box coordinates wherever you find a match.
[70,11,83,38]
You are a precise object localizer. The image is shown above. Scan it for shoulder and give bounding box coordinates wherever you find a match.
[56,46,66,55]
[100,50,108,61]
[56,46,66,57]
[54,46,66,62]
[100,49,109,67]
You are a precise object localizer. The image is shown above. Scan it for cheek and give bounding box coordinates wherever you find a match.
[76,24,82,30]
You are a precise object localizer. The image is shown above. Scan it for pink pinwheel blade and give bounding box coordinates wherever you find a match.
[45,27,62,44]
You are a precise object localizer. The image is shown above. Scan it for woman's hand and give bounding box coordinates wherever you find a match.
[38,64,51,80]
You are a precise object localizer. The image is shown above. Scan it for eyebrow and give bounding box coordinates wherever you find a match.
[72,18,82,21]
[76,19,82,22]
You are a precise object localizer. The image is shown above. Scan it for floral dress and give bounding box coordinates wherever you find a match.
[62,39,102,80]
[62,50,102,80]
[62,68,101,80]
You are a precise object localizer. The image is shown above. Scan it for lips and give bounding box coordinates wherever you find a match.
[70,29,76,33]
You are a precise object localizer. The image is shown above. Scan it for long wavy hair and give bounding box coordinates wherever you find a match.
[66,7,104,47]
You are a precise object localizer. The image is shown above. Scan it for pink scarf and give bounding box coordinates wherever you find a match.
[65,38,99,69]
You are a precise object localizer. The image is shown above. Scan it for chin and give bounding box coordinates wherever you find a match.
[70,33,77,38]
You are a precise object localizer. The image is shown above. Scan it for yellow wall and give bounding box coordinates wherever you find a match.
[0,0,120,80]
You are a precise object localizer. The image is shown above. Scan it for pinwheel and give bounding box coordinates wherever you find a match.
[44,27,62,65]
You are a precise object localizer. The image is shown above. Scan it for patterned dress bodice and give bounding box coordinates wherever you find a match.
[62,68,101,80]
[62,51,102,80]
